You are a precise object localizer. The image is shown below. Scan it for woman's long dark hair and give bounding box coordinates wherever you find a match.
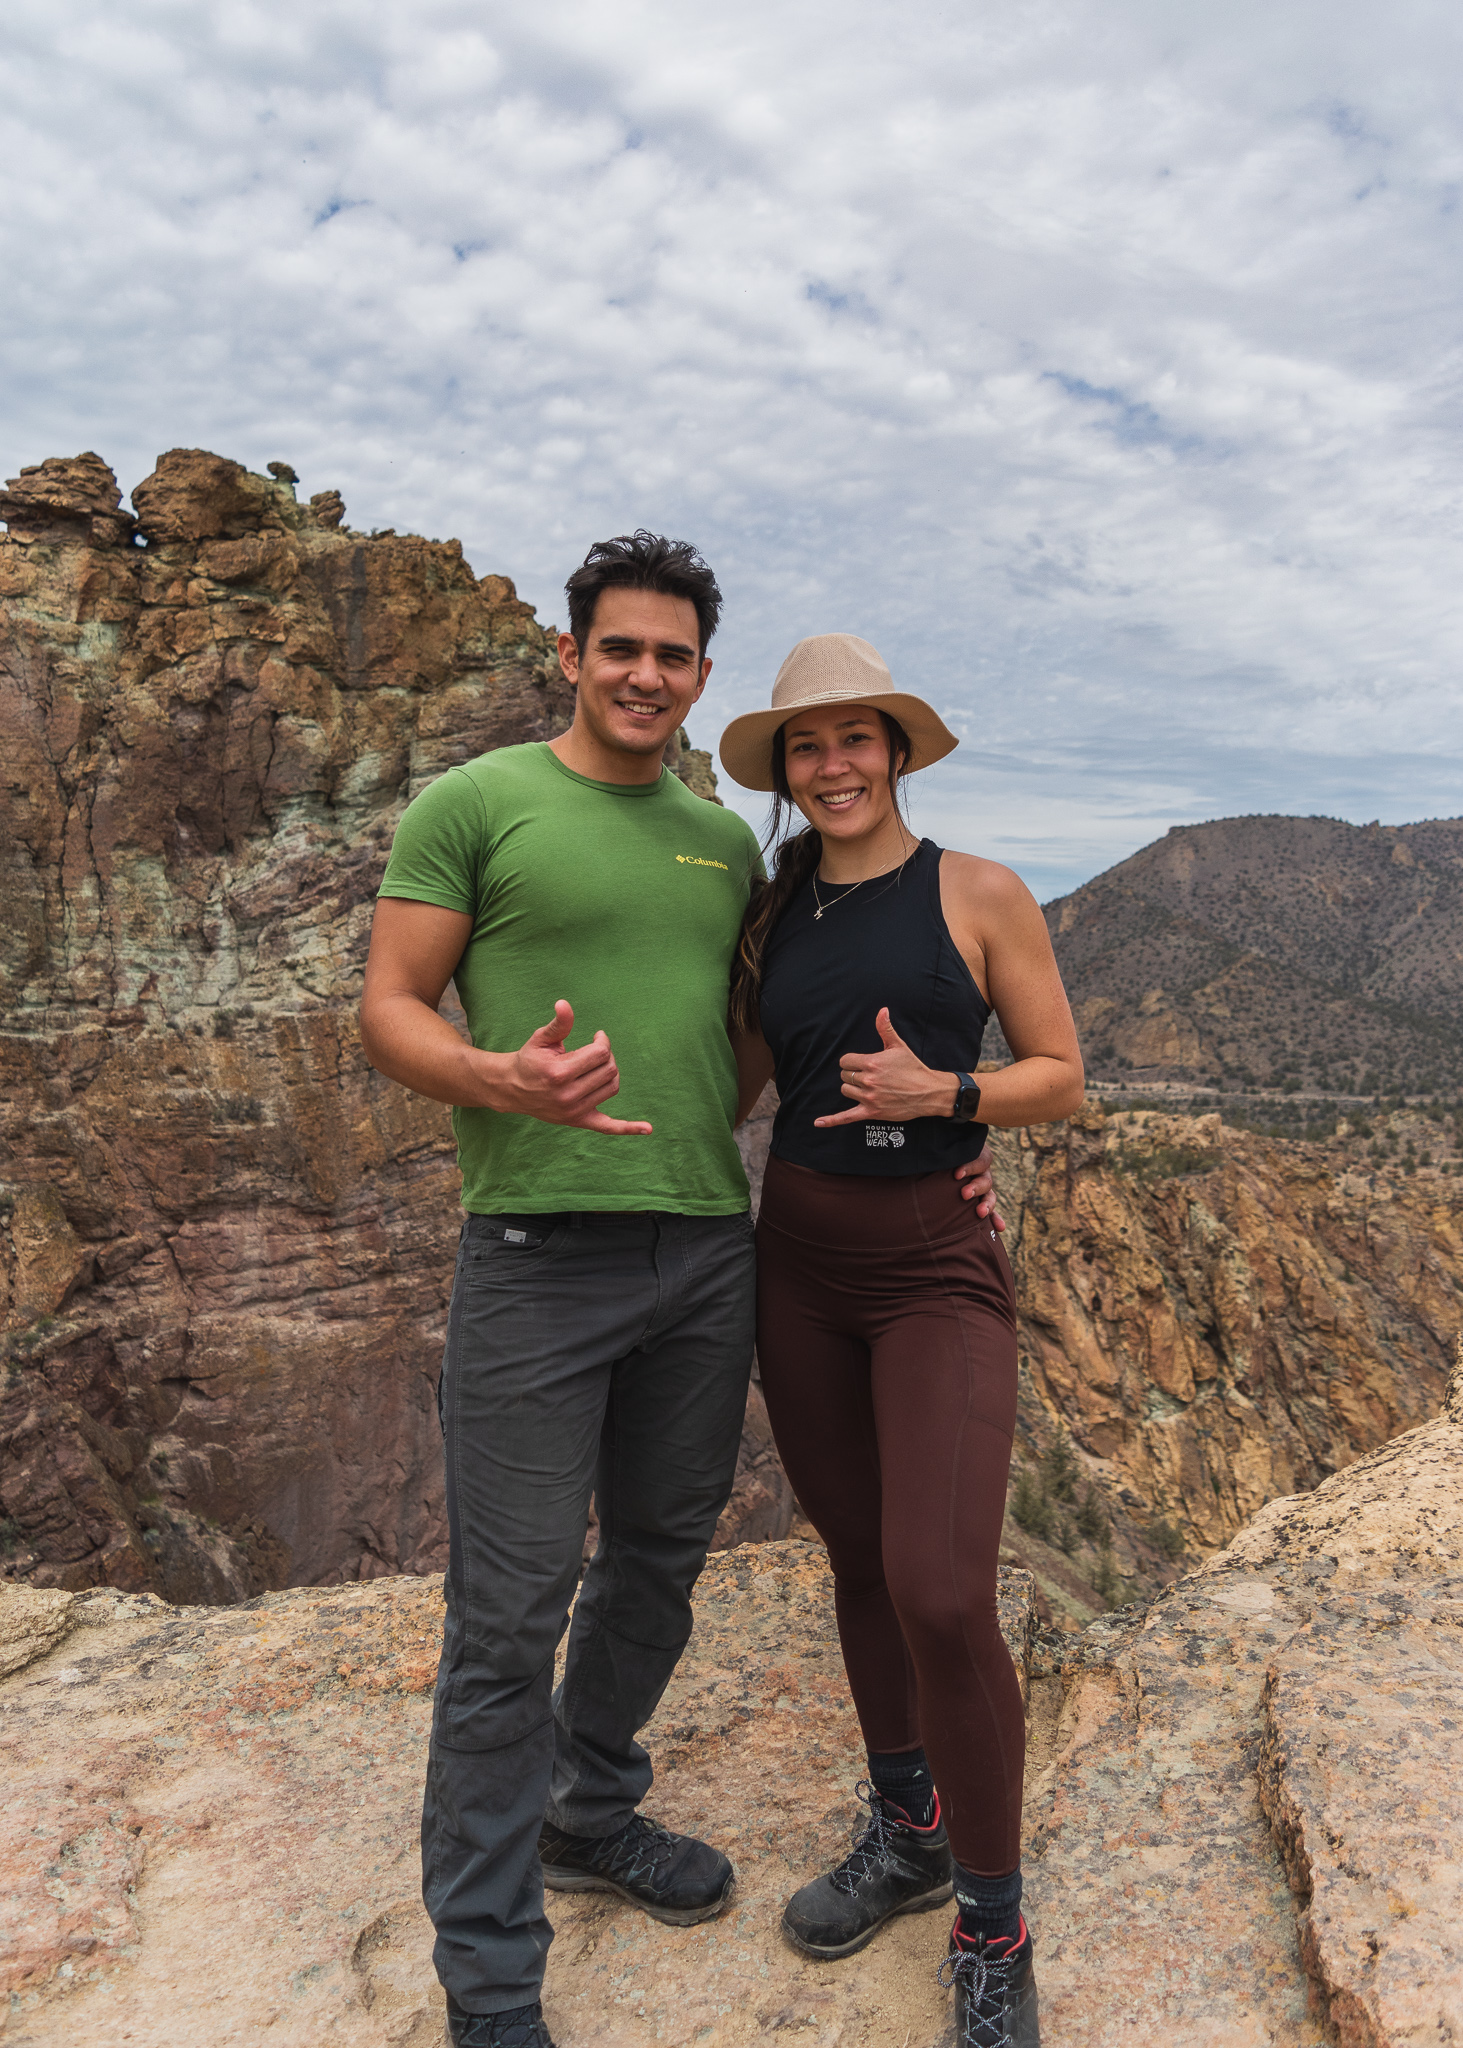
[728,710,912,1037]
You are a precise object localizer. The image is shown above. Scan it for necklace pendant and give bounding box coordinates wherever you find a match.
[813,907,823,920]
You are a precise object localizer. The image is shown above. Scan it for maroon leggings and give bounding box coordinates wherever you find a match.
[755,1154,1024,1874]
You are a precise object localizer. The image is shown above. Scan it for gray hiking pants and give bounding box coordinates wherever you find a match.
[420,1208,756,2016]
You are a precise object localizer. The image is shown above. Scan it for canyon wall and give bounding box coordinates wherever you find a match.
[737,1086,1462,1618]
[989,1103,1461,1617]
[0,448,748,1603]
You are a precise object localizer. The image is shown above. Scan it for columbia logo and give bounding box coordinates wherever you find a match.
[675,855,728,871]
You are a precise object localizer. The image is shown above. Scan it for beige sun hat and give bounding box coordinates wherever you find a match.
[717,633,959,793]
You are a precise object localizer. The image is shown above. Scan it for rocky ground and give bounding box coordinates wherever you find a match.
[4,1358,1459,2046]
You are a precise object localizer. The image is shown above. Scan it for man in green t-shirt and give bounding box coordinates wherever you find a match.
[361,534,998,2048]
[362,534,765,2048]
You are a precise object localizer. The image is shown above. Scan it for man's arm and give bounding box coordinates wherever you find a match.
[359,896,652,1134]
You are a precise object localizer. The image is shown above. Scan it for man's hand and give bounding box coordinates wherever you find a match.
[955,1145,1006,1228]
[498,1001,652,1136]
[814,1007,955,1128]
[359,901,650,1135]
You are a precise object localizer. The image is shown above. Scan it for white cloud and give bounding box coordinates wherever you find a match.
[4,0,1461,895]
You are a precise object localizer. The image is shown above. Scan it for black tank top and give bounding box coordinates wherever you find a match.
[758,838,990,1177]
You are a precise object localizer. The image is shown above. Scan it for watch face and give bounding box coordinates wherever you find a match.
[956,1081,982,1119]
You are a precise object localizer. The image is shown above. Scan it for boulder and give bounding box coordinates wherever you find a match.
[0,453,135,548]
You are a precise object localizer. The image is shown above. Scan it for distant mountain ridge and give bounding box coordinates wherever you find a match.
[1042,815,1463,1096]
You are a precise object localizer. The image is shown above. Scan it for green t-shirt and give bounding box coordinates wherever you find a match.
[377,742,765,1215]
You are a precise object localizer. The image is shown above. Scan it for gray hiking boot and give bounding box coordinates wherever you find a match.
[938,1918,1040,2046]
[781,1781,953,1960]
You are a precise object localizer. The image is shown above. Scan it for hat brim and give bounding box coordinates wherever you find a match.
[717,691,959,793]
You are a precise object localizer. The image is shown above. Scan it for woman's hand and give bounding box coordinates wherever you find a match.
[955,1146,1006,1224]
[814,1008,957,1127]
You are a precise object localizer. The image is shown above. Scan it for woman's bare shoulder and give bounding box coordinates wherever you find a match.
[939,849,1037,911]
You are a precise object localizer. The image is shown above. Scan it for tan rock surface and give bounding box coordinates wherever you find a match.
[0,448,758,1601]
[0,1546,1033,2047]
[0,1583,77,1680]
[1027,1351,1463,2046]
[6,1368,1460,2047]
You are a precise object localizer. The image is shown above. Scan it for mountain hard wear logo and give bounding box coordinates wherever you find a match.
[865,1125,906,1148]
[675,855,729,870]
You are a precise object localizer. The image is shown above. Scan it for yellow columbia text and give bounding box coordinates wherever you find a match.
[675,855,729,870]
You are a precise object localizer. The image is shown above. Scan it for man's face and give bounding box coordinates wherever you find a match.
[557,587,710,761]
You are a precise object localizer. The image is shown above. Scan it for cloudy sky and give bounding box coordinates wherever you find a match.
[5,0,1461,896]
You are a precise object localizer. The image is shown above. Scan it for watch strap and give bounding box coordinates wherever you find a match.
[952,1071,982,1122]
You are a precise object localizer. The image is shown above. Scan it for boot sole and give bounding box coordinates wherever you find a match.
[781,1878,955,1961]
[541,1865,736,1927]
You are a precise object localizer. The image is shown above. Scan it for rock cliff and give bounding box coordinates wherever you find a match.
[989,1103,1460,1619]
[3,1359,1458,2045]
[0,448,755,1603]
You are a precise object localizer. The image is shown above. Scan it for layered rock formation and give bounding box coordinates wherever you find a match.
[0,448,750,1603]
[1023,1348,1463,2046]
[5,1361,1459,2046]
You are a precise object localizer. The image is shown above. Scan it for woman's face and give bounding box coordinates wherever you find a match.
[781,704,903,845]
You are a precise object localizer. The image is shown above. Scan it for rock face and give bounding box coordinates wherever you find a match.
[3,443,1451,1611]
[5,1366,1459,2047]
[989,1103,1460,1608]
[0,449,744,1602]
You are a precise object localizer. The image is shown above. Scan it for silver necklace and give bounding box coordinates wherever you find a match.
[811,847,914,922]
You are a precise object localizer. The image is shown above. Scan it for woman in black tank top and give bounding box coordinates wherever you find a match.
[719,635,1082,2048]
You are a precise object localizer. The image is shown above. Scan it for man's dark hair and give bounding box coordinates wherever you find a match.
[565,531,723,661]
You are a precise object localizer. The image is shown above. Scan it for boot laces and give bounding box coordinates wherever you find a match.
[828,1781,906,1896]
[595,1813,680,1889]
[937,1938,1022,2048]
[492,2010,552,2048]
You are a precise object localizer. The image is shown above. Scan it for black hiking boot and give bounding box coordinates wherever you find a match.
[446,1996,557,2046]
[780,1781,953,1960]
[538,1813,735,1926]
[938,1917,1040,2047]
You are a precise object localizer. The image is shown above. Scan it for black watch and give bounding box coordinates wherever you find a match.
[952,1071,982,1122]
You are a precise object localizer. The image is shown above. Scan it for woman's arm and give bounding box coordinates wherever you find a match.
[732,1027,777,1127]
[814,855,1083,1131]
[951,857,1084,1128]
